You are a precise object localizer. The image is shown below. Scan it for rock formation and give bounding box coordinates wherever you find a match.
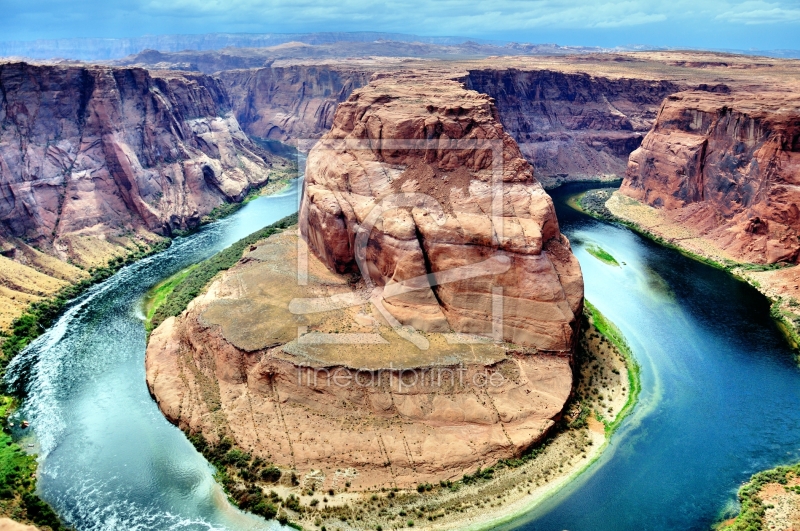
[301,70,583,350]
[0,62,287,327]
[146,70,583,490]
[621,90,800,264]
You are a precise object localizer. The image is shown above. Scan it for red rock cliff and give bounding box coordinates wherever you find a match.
[465,68,682,186]
[0,62,281,265]
[621,90,800,263]
[217,66,372,143]
[300,70,583,352]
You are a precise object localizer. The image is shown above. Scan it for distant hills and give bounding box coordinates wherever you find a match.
[0,32,497,61]
[0,31,797,62]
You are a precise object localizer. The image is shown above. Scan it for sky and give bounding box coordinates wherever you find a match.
[1,0,798,50]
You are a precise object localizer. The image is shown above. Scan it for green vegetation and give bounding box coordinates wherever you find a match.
[575,189,731,270]
[586,244,620,266]
[461,467,495,485]
[583,300,641,434]
[142,265,197,331]
[717,463,800,531]
[186,432,298,523]
[0,239,171,373]
[0,397,65,530]
[148,213,298,333]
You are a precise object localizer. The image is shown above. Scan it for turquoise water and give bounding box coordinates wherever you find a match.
[506,183,800,530]
[5,178,303,531]
[7,179,800,530]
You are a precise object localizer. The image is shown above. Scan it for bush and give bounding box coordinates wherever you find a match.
[462,466,494,485]
[260,465,282,483]
[252,500,278,520]
[22,491,64,530]
[284,494,302,512]
[224,449,251,468]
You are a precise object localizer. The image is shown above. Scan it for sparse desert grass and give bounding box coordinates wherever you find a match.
[148,213,298,333]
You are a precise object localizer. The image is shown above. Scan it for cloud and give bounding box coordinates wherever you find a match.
[0,0,798,48]
[714,0,800,23]
[113,0,701,34]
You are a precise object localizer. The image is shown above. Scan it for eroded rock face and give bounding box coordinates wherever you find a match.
[621,90,800,264]
[465,69,682,186]
[300,71,583,352]
[0,62,279,266]
[218,66,372,143]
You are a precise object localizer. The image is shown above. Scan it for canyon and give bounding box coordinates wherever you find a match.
[139,50,800,529]
[0,51,715,330]
[3,42,800,530]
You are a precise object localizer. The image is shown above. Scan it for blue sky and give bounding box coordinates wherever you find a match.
[1,0,798,50]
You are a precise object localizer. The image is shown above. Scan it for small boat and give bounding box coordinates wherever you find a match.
[21,421,29,428]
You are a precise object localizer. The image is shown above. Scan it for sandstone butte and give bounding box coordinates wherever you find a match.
[619,88,800,264]
[145,70,584,490]
[0,62,287,328]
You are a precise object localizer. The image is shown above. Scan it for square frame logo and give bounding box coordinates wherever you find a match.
[289,138,509,351]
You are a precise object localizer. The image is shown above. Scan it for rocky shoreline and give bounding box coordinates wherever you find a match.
[575,188,800,354]
[158,300,638,531]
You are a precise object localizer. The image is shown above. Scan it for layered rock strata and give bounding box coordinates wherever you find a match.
[217,66,372,143]
[301,71,583,350]
[0,62,286,327]
[146,71,583,489]
[465,69,681,186]
[620,90,800,264]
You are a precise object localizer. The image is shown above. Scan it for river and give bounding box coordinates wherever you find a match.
[507,183,800,530]
[5,178,303,531]
[6,180,800,530]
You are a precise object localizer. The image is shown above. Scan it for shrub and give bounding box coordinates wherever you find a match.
[284,494,302,512]
[260,465,282,483]
[224,449,251,468]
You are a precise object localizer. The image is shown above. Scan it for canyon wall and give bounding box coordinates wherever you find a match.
[0,62,285,327]
[620,90,800,264]
[217,66,372,143]
[217,64,682,186]
[465,69,682,186]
